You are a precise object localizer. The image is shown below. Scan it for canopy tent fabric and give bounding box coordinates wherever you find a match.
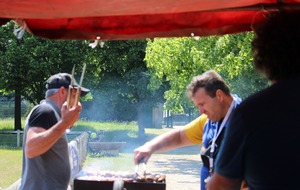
[1,0,300,40]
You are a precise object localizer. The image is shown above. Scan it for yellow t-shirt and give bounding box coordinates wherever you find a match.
[183,114,208,144]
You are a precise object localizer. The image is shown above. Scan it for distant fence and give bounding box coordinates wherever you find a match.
[163,113,199,128]
[0,99,30,118]
[0,130,24,147]
[69,132,89,172]
[0,130,87,148]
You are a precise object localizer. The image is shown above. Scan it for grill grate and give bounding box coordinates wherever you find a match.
[74,179,166,190]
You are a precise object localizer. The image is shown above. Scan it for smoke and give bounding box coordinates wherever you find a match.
[80,90,137,122]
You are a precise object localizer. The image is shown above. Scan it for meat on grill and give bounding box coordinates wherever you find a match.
[76,171,166,183]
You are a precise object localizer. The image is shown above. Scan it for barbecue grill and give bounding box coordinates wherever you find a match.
[73,171,166,190]
[74,179,166,190]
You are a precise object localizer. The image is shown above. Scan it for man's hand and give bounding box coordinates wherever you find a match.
[61,101,82,129]
[133,144,152,165]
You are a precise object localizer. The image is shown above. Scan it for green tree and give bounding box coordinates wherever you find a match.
[145,33,268,114]
[0,21,90,130]
[0,23,165,136]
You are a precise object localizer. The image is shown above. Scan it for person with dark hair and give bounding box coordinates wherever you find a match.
[187,70,242,189]
[19,73,90,190]
[134,70,241,190]
[207,11,300,190]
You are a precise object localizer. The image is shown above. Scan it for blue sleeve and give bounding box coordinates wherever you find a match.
[214,109,246,179]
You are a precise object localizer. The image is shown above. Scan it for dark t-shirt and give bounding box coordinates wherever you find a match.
[19,100,70,190]
[215,78,300,189]
[29,101,60,129]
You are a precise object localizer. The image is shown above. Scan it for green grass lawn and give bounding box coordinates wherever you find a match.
[0,148,22,189]
[0,118,175,189]
[0,118,20,130]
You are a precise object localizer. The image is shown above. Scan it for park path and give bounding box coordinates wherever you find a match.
[146,152,202,190]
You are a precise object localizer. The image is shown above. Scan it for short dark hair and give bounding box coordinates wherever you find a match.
[186,70,230,99]
[252,11,300,81]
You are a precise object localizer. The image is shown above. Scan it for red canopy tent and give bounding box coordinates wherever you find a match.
[0,0,300,40]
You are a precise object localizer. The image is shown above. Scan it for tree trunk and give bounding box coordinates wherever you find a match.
[14,88,22,131]
[137,103,145,139]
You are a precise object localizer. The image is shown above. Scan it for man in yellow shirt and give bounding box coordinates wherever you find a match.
[184,114,208,144]
[134,70,241,190]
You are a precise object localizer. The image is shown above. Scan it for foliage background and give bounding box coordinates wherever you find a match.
[0,21,268,131]
[145,33,268,113]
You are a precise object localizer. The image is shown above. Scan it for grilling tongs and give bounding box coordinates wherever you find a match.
[67,64,86,109]
[135,158,147,176]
